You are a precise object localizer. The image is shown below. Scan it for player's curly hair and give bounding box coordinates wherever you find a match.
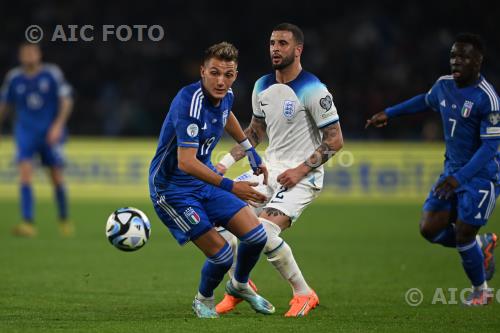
[455,33,484,54]
[203,42,239,63]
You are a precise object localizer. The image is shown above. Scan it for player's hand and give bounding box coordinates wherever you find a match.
[434,176,459,200]
[365,111,389,128]
[254,164,268,185]
[215,163,228,175]
[232,181,267,203]
[277,164,309,188]
[47,123,63,145]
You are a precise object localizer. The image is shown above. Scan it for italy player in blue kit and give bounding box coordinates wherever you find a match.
[0,43,74,237]
[367,34,499,306]
[149,42,275,318]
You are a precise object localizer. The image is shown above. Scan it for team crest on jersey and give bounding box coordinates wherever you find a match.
[222,109,229,126]
[488,112,500,126]
[461,100,474,118]
[283,100,296,120]
[39,78,50,93]
[16,84,26,94]
[183,207,201,225]
[320,95,333,111]
[187,123,199,138]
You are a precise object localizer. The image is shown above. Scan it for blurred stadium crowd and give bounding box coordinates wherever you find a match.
[1,0,498,140]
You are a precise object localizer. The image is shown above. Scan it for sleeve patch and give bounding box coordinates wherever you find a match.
[488,112,500,126]
[319,95,333,111]
[186,123,199,138]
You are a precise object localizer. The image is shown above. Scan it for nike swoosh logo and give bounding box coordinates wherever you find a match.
[260,102,268,106]
[201,123,207,130]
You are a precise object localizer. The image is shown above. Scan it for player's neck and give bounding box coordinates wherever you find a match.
[455,73,481,88]
[23,64,42,77]
[275,63,302,84]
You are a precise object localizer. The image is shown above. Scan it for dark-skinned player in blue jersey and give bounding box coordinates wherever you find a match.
[366,33,499,306]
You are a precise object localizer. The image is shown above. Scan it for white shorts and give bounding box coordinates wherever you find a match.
[234,166,323,223]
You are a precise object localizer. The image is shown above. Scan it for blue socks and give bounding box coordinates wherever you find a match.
[20,184,68,223]
[55,185,68,220]
[431,224,456,248]
[20,184,33,222]
[199,242,233,297]
[457,240,485,287]
[234,224,267,283]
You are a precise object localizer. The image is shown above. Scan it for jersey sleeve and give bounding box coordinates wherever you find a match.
[251,82,265,119]
[46,64,72,98]
[0,70,16,104]
[479,93,500,140]
[304,83,339,129]
[172,92,201,148]
[424,80,441,111]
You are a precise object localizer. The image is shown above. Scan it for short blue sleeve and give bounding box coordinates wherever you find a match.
[45,64,72,97]
[172,91,201,148]
[424,80,440,111]
[480,104,500,140]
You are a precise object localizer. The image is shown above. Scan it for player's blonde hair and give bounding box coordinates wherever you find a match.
[203,42,239,64]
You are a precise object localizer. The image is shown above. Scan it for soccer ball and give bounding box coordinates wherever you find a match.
[106,207,151,252]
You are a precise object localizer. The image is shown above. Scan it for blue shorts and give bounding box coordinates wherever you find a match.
[423,175,500,226]
[151,183,247,245]
[16,137,65,167]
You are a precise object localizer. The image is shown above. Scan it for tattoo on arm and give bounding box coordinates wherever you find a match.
[305,123,341,169]
[229,117,267,161]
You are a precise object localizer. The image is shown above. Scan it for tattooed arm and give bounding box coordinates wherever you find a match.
[216,116,267,173]
[277,122,343,188]
[228,116,267,161]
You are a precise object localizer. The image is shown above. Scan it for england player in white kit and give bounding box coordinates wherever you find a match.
[215,23,343,317]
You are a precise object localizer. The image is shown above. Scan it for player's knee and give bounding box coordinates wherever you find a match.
[259,218,283,254]
[419,223,435,242]
[207,242,234,270]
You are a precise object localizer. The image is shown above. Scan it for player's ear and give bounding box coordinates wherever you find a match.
[295,44,303,58]
[200,65,205,79]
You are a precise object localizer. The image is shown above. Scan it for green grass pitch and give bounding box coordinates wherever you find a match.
[0,199,499,332]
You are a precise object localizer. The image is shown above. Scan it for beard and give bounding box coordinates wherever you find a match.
[271,53,294,70]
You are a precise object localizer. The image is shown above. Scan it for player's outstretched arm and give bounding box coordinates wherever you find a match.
[178,147,267,203]
[277,122,344,188]
[366,93,430,128]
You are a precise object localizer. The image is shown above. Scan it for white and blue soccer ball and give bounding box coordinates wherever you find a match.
[106,207,151,252]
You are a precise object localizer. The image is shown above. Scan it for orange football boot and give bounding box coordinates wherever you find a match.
[284,289,319,317]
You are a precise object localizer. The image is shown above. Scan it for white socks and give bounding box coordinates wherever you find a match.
[260,218,311,296]
[218,228,238,278]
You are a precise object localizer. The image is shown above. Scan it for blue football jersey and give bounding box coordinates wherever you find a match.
[0,64,72,137]
[149,81,233,195]
[425,75,500,181]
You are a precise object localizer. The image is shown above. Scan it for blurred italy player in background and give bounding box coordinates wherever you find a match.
[149,42,275,318]
[366,33,499,306]
[0,43,74,237]
[215,23,343,317]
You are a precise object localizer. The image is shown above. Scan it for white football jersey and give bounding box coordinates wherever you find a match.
[252,70,339,181]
